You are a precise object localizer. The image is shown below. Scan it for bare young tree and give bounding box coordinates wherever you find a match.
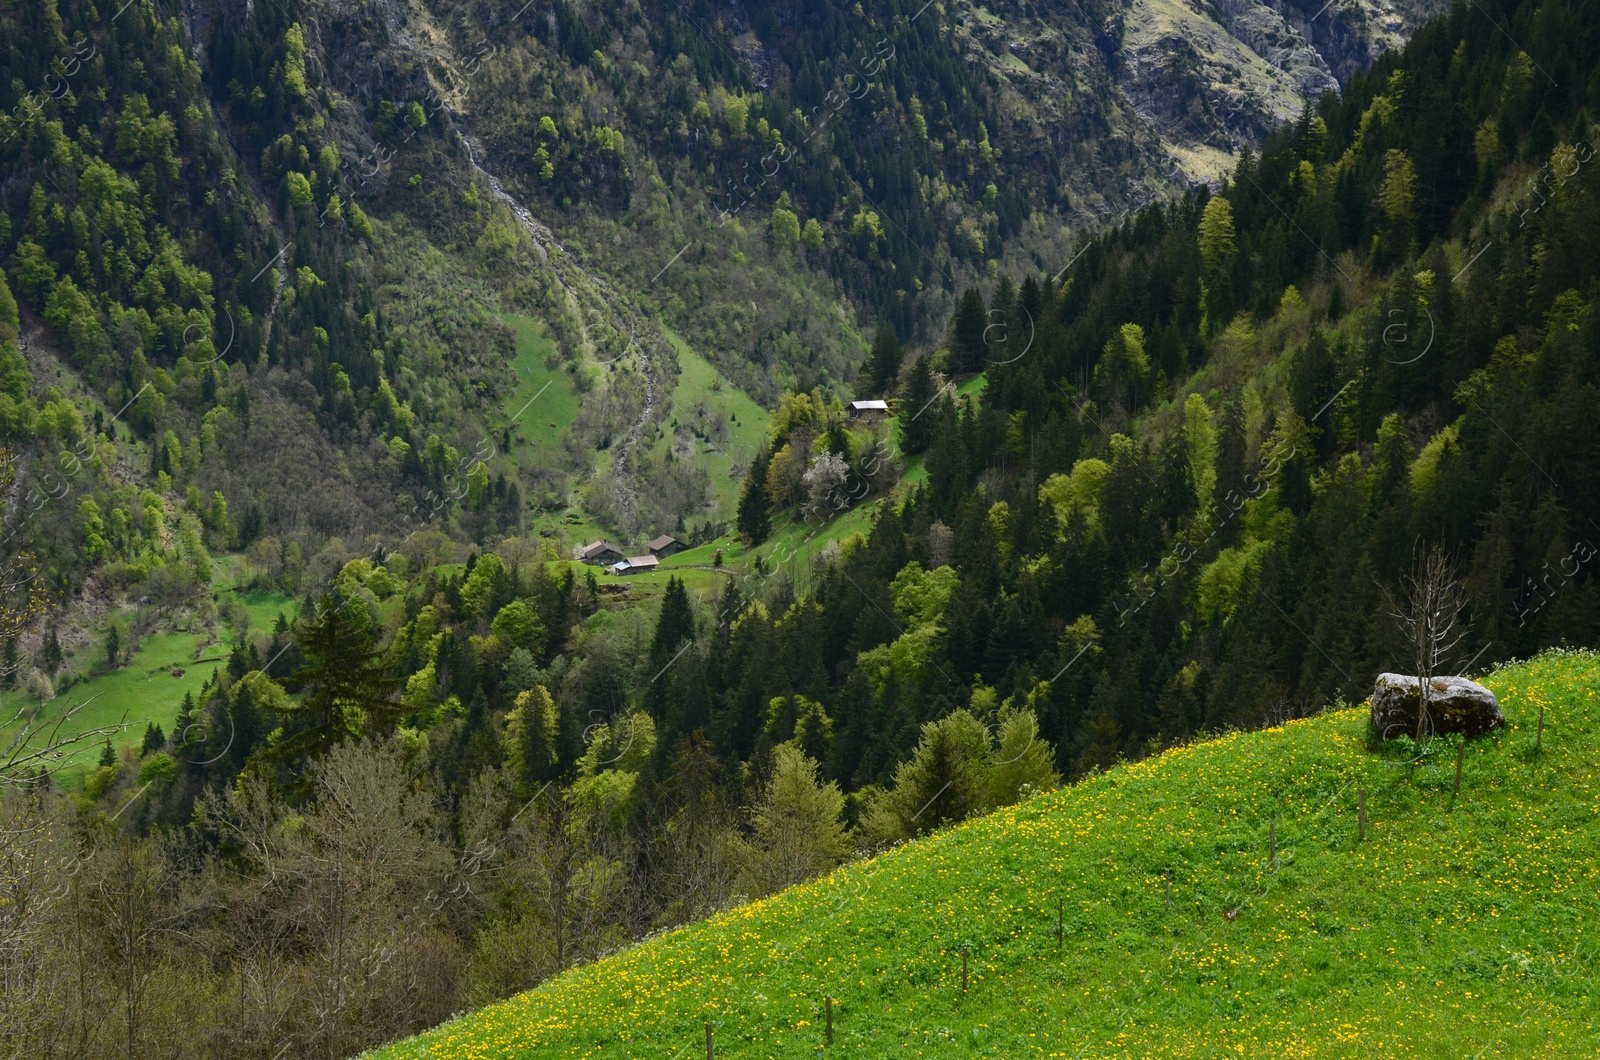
[1382,541,1469,738]
[465,783,636,1007]
[82,835,182,1060]
[0,692,124,786]
[0,788,68,1058]
[295,738,457,1059]
[191,775,312,1059]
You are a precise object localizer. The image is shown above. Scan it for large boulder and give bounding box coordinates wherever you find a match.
[1371,673,1504,739]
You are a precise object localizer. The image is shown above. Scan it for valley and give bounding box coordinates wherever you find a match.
[1,0,1597,1056]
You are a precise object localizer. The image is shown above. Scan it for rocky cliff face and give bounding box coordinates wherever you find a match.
[948,0,1444,193]
[1116,0,1444,181]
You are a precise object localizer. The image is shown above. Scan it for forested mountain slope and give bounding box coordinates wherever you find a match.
[720,0,1600,781]
[2,0,1598,1057]
[0,0,1448,558]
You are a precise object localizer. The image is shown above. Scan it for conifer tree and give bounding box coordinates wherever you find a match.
[864,709,992,840]
[989,275,1017,360]
[1212,401,1247,547]
[949,287,989,373]
[276,594,401,762]
[41,627,60,675]
[737,448,771,544]
[926,394,967,517]
[506,685,560,788]
[864,325,903,395]
[1158,430,1196,532]
[987,704,1059,806]
[646,577,695,720]
[738,743,850,896]
[898,355,938,456]
[1197,197,1237,277]
[173,691,195,750]
[1291,329,1337,437]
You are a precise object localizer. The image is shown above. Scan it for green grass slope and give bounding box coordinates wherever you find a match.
[497,313,582,463]
[372,650,1600,1058]
[1,631,224,769]
[656,327,771,517]
[0,558,297,778]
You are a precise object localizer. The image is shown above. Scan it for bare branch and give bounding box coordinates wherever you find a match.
[1382,541,1470,738]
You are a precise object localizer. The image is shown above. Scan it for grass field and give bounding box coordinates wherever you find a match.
[500,318,766,542]
[2,631,226,772]
[956,371,986,403]
[498,313,582,467]
[369,649,1600,1058]
[594,558,737,607]
[657,327,770,517]
[587,497,885,611]
[1,565,297,778]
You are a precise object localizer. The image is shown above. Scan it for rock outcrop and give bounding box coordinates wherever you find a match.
[1370,673,1504,739]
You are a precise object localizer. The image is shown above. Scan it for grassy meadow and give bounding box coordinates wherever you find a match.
[369,650,1600,1058]
[497,313,582,466]
[1,559,297,778]
[657,326,771,517]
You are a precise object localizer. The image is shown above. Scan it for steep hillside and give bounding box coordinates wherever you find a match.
[0,0,1447,561]
[370,650,1599,1058]
[263,0,1445,389]
[5,0,1598,1057]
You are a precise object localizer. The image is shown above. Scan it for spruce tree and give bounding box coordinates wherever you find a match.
[276,594,401,762]
[1212,401,1247,546]
[865,325,903,395]
[871,710,992,839]
[1158,430,1196,532]
[507,685,560,788]
[646,577,695,720]
[739,743,850,896]
[737,448,771,544]
[42,627,61,675]
[441,687,500,791]
[926,394,967,517]
[173,691,195,750]
[1277,451,1313,515]
[949,287,989,373]
[1290,328,1337,438]
[898,355,938,455]
[988,275,1018,365]
[227,680,265,775]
